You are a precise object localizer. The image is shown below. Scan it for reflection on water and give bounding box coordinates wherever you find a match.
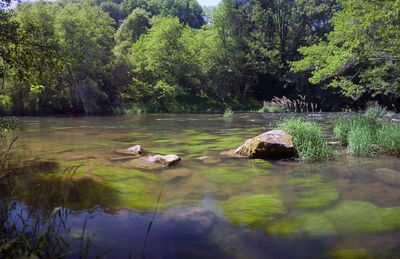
[2,113,400,258]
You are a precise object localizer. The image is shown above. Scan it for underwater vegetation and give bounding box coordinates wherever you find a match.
[268,201,400,237]
[329,248,371,259]
[288,175,339,209]
[222,194,285,227]
[199,164,269,185]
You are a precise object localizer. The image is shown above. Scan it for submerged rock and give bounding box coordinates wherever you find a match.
[289,176,339,209]
[234,130,296,159]
[114,145,143,156]
[64,154,96,161]
[374,168,400,186]
[108,156,135,162]
[160,168,192,182]
[223,194,285,227]
[121,154,181,169]
[163,206,215,235]
[197,156,221,164]
[268,201,400,237]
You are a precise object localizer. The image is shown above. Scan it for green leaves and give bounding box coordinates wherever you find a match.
[292,0,400,98]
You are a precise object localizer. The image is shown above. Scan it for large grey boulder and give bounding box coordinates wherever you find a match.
[234,130,296,159]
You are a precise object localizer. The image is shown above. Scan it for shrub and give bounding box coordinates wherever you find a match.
[377,122,400,156]
[278,117,332,161]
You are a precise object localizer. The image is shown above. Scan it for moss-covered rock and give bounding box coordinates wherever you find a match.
[325,201,400,234]
[234,130,296,159]
[268,214,335,237]
[268,200,400,237]
[289,176,339,209]
[222,194,285,227]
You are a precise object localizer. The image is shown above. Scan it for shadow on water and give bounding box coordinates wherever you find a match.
[0,160,123,214]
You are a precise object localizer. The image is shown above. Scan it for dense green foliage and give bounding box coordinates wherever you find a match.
[293,0,400,104]
[278,117,332,160]
[0,0,399,114]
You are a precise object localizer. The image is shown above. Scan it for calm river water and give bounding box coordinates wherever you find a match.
[4,113,400,258]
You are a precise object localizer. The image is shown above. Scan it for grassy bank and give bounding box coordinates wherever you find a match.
[333,105,400,157]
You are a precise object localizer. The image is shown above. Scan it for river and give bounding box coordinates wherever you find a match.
[3,113,400,258]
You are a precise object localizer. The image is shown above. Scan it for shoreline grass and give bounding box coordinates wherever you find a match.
[377,122,400,156]
[278,117,332,161]
[333,103,400,157]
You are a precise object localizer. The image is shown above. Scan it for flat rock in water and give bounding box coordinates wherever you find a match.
[234,130,296,159]
[121,154,181,169]
[147,154,181,166]
[374,168,400,186]
[114,145,143,156]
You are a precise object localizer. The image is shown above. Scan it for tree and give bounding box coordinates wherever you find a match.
[125,16,208,110]
[99,1,126,26]
[114,8,150,58]
[241,0,337,97]
[122,0,205,28]
[292,0,400,99]
[1,2,64,114]
[54,2,116,113]
[204,0,251,99]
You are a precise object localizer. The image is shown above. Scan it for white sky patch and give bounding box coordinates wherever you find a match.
[198,0,220,6]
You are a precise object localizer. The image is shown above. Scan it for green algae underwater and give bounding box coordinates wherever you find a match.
[3,113,400,258]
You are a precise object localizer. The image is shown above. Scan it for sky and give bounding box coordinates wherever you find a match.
[197,0,221,6]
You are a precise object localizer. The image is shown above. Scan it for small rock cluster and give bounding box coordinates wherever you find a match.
[113,145,181,169]
[113,130,298,171]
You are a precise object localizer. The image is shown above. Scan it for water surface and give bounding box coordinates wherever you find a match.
[4,113,400,258]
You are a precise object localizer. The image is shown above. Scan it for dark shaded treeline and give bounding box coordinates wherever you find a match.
[0,0,399,115]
